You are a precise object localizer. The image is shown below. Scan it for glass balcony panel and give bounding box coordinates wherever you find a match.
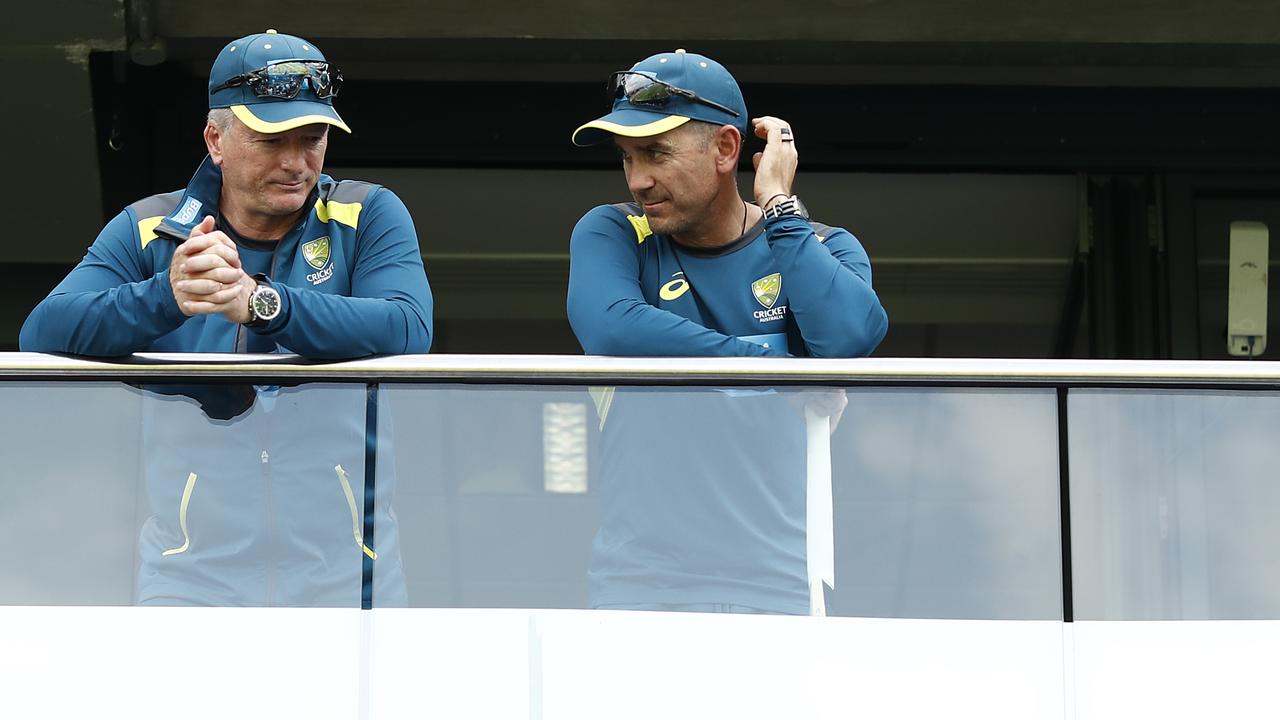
[380,384,1063,619]
[0,383,142,605]
[0,381,370,607]
[378,385,598,609]
[1070,389,1280,619]
[832,388,1063,619]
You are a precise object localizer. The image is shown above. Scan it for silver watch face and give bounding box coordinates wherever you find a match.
[251,285,281,322]
[792,195,810,219]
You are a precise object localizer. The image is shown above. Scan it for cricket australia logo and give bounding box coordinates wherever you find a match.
[751,273,787,323]
[752,273,781,308]
[302,236,335,285]
[303,237,330,269]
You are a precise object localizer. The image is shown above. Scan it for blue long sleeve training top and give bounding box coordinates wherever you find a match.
[568,201,888,613]
[18,156,430,607]
[567,202,887,359]
[21,156,432,358]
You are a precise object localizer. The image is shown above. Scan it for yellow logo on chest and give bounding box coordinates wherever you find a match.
[302,236,331,270]
[752,273,781,309]
[302,236,335,286]
[660,272,690,301]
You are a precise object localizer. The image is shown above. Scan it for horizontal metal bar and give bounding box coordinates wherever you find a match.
[4,352,1280,387]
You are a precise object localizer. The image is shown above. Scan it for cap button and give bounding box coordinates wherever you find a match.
[266,29,278,34]
[675,48,686,54]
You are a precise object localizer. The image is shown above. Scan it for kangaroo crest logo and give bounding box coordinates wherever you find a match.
[752,273,782,309]
[302,237,331,270]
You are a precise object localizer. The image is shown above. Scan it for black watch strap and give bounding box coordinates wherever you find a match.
[762,194,809,221]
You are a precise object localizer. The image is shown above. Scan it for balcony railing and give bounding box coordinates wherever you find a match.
[2,353,1278,718]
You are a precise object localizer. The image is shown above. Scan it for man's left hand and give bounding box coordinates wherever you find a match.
[751,116,799,210]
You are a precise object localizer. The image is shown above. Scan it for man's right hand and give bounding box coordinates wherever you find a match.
[170,216,251,317]
[751,115,799,210]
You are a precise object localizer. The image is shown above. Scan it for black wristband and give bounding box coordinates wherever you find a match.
[762,193,789,209]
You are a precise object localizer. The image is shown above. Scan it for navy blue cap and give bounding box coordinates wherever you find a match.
[208,29,350,134]
[573,49,747,147]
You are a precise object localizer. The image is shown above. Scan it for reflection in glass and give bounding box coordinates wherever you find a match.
[135,382,392,607]
[381,385,598,609]
[587,386,813,614]
[382,384,1062,619]
[0,381,402,608]
[1070,389,1280,620]
[543,402,589,494]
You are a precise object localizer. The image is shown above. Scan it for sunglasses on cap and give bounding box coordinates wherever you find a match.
[607,71,740,118]
[212,60,343,100]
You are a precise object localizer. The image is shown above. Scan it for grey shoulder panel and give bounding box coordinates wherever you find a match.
[808,219,835,235]
[608,202,642,217]
[321,179,379,205]
[126,190,184,220]
[808,219,838,243]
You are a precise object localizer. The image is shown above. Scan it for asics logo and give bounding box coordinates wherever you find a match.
[659,272,690,301]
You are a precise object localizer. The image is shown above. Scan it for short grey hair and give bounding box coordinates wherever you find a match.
[207,107,235,132]
[685,120,723,147]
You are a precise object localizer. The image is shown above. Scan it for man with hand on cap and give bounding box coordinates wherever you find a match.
[21,31,431,606]
[567,50,887,614]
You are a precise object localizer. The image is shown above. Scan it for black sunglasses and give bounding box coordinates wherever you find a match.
[212,60,343,100]
[608,71,740,118]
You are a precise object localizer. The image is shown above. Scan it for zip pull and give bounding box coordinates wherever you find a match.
[161,473,199,556]
[336,465,378,560]
[261,450,269,464]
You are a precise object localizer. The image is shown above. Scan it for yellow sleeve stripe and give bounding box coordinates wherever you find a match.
[138,216,164,250]
[315,198,362,229]
[626,214,653,245]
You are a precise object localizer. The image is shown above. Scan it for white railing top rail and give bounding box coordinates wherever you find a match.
[4,352,1280,386]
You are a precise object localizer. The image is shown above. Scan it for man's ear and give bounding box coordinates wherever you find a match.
[713,125,742,174]
[204,121,224,166]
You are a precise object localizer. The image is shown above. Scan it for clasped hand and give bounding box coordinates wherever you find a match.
[169,216,255,324]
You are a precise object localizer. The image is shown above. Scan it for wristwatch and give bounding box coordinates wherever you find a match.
[762,194,810,221]
[244,274,281,328]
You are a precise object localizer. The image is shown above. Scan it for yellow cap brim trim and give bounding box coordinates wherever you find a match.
[231,104,352,134]
[572,115,690,145]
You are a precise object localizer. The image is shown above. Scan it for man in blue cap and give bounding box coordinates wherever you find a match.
[23,29,431,354]
[568,51,888,614]
[21,31,431,606]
